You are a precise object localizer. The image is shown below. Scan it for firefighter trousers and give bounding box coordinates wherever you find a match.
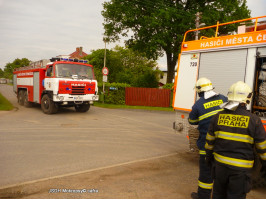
[198,154,213,199]
[212,163,251,199]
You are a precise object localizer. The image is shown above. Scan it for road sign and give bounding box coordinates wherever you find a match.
[103,75,108,82]
[102,67,109,75]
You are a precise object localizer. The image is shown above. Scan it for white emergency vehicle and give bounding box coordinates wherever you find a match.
[173,16,266,146]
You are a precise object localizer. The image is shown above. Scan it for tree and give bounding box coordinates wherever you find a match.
[134,70,159,88]
[84,48,124,83]
[102,0,250,83]
[199,0,251,36]
[3,58,30,79]
[0,68,4,78]
[84,46,160,88]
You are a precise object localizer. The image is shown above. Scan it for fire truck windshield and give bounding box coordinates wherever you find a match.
[55,64,94,79]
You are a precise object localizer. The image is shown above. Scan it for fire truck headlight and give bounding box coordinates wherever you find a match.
[92,96,96,100]
[59,96,64,101]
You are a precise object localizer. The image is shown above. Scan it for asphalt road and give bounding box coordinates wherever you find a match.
[1,85,265,199]
[0,84,187,189]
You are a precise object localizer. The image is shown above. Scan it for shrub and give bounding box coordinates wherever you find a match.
[163,83,174,107]
[98,82,131,105]
[162,83,174,90]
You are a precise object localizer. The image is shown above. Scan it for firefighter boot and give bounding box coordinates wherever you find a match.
[191,192,199,199]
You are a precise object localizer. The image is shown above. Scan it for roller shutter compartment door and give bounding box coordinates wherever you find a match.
[13,74,17,93]
[33,72,40,103]
[198,49,248,97]
[258,47,266,57]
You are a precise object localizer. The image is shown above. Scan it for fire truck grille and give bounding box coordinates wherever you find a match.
[71,86,85,95]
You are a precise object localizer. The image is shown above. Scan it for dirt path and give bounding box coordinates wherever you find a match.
[0,152,265,199]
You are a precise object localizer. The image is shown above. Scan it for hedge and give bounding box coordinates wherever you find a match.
[98,82,131,105]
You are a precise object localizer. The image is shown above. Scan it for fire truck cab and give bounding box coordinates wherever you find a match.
[13,57,99,114]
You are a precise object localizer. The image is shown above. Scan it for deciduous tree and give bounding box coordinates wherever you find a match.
[3,58,30,79]
[84,46,160,88]
[102,0,250,83]
[0,69,4,78]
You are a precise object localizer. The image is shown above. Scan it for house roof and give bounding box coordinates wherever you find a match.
[69,47,88,59]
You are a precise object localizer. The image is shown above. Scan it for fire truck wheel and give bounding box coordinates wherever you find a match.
[18,90,25,106]
[23,91,32,108]
[75,104,90,112]
[41,94,58,114]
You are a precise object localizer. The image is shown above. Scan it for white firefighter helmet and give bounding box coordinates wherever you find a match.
[195,77,213,93]
[227,81,252,104]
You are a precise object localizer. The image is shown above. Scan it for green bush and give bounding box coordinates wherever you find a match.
[162,83,174,90]
[163,83,174,107]
[134,70,159,88]
[98,82,131,105]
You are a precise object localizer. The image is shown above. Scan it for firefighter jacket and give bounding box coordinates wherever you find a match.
[205,105,266,170]
[188,94,227,150]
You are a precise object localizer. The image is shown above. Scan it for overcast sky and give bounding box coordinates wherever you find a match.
[0,0,265,70]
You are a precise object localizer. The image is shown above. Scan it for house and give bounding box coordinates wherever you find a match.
[158,68,177,88]
[159,70,168,87]
[69,47,88,59]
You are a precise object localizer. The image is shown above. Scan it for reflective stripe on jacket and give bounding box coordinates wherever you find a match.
[205,105,266,170]
[188,94,227,150]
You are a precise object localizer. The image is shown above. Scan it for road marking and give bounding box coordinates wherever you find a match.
[0,152,178,190]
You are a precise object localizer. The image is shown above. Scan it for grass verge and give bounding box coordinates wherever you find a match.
[0,93,13,111]
[94,102,174,112]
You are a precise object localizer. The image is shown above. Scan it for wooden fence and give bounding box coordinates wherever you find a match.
[125,87,171,107]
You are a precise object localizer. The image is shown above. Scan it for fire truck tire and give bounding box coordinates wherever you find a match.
[18,90,25,106]
[75,104,90,112]
[23,91,32,108]
[41,94,58,114]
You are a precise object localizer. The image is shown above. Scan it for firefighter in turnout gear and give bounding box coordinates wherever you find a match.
[189,77,227,199]
[205,81,266,199]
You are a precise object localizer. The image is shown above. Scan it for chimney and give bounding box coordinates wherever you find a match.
[79,47,83,56]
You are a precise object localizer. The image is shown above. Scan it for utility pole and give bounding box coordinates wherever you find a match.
[195,12,205,40]
[103,38,107,104]
[195,12,200,40]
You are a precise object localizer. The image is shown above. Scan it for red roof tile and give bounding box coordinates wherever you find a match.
[69,47,88,59]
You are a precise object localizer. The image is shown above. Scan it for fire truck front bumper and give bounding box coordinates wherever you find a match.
[53,94,99,103]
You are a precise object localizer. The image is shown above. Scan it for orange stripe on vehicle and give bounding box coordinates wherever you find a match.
[173,107,192,112]
[172,53,181,108]
[182,30,266,52]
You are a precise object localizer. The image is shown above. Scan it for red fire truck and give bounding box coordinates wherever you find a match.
[13,57,99,114]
